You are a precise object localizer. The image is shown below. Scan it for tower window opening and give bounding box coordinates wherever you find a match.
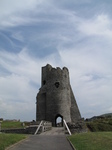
[43,80,46,85]
[55,82,60,88]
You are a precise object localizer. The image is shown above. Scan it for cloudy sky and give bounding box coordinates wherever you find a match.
[0,0,112,121]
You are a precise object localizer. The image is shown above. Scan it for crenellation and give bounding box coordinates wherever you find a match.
[63,66,68,71]
[46,64,52,70]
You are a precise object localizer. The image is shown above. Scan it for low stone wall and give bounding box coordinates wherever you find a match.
[1,121,52,134]
[1,126,37,134]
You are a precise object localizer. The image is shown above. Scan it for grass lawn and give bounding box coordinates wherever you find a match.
[0,133,27,150]
[1,121,24,129]
[68,132,112,150]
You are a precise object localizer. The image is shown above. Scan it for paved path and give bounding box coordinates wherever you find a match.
[7,128,73,150]
[40,127,65,135]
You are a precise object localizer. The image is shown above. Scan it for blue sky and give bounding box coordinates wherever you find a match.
[0,0,112,121]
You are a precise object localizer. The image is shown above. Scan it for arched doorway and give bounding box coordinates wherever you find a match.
[55,114,63,127]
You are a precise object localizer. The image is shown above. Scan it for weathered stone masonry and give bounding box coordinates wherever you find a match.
[36,64,81,127]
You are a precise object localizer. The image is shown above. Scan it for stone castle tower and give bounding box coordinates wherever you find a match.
[36,64,81,126]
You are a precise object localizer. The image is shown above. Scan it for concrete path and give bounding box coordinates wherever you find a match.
[7,128,73,150]
[40,127,65,135]
[7,135,73,150]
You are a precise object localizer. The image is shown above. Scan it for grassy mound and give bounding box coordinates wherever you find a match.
[0,133,27,150]
[68,132,112,150]
[86,118,112,132]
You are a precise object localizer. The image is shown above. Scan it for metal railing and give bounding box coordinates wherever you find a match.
[34,120,52,135]
[63,119,71,135]
[34,120,71,135]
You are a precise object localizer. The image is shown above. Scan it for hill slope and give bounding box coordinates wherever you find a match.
[86,113,112,132]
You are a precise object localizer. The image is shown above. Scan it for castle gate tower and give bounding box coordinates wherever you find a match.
[36,64,81,126]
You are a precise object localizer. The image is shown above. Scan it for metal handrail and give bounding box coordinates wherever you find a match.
[34,120,43,135]
[63,119,71,135]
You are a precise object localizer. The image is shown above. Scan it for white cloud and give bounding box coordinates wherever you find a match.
[58,46,112,118]
[0,49,62,120]
[0,0,39,15]
[0,46,112,120]
[0,0,45,28]
[0,63,37,120]
[108,107,112,112]
[0,0,81,30]
[0,97,35,121]
[78,14,112,38]
[0,0,112,120]
[11,31,24,42]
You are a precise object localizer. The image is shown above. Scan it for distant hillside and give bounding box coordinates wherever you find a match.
[86,113,112,121]
[100,113,112,118]
[86,113,112,132]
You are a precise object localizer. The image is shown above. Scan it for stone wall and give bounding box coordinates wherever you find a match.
[1,127,37,134]
[1,121,52,134]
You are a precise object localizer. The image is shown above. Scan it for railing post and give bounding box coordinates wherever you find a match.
[63,119,71,135]
[34,120,43,135]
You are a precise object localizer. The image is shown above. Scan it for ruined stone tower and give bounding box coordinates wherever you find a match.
[36,64,81,126]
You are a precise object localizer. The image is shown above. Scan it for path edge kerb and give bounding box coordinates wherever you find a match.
[5,136,30,150]
[67,136,76,150]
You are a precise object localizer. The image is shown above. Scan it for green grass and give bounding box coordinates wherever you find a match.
[1,121,24,129]
[68,132,112,150]
[0,133,27,150]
